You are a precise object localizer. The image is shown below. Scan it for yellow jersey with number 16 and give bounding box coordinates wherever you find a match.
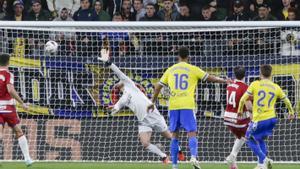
[246,79,286,122]
[159,62,208,110]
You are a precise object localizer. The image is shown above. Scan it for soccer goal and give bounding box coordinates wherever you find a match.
[0,21,299,163]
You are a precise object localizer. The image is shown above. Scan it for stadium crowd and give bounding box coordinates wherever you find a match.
[0,0,299,22]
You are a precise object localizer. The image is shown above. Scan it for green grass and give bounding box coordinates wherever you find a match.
[0,162,299,169]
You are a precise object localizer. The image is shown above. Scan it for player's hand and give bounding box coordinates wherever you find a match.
[98,49,110,62]
[147,104,155,113]
[22,103,30,110]
[106,105,117,117]
[237,111,243,118]
[288,113,296,121]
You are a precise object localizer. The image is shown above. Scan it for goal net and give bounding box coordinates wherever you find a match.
[0,21,299,162]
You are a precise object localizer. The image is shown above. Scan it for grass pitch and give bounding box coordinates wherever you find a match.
[0,162,299,169]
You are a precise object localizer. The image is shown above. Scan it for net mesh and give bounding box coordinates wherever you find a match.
[0,23,299,162]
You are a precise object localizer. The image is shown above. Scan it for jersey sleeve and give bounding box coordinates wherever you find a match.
[159,69,169,86]
[195,66,208,81]
[246,82,255,96]
[114,92,130,111]
[6,72,14,85]
[276,85,286,100]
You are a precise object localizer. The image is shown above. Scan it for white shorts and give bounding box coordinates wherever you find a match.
[138,111,168,134]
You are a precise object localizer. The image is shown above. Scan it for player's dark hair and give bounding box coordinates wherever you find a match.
[0,53,10,66]
[260,64,272,78]
[234,66,245,80]
[178,47,189,59]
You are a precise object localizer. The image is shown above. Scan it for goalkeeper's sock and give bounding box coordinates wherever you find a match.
[171,138,179,165]
[146,144,166,158]
[231,138,245,157]
[188,136,198,158]
[258,139,267,156]
[18,135,31,161]
[247,138,266,164]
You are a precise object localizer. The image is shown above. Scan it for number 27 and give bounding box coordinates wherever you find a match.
[257,90,275,108]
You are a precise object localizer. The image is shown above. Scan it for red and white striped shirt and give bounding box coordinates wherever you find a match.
[224,80,250,128]
[0,69,16,113]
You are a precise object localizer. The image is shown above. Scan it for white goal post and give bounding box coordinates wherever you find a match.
[0,21,299,163]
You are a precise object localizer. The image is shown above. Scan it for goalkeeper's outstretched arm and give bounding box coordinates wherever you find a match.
[98,49,133,84]
[109,63,134,84]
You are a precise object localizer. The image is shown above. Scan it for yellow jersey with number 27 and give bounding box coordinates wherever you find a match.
[246,79,286,122]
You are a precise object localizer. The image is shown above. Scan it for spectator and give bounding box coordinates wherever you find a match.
[199,5,216,21]
[53,7,74,21]
[226,0,251,21]
[143,0,157,7]
[94,0,111,21]
[52,8,75,56]
[133,0,146,21]
[4,0,27,21]
[250,0,265,16]
[46,0,80,18]
[252,3,277,20]
[73,0,99,21]
[208,0,227,20]
[26,0,52,21]
[112,12,123,21]
[175,2,193,21]
[139,3,162,21]
[286,7,299,20]
[157,0,179,21]
[0,0,8,20]
[121,0,135,21]
[277,0,292,20]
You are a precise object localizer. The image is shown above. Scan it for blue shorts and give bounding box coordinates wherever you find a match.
[246,118,277,140]
[169,109,197,132]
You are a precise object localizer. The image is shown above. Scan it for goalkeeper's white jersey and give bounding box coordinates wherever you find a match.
[110,64,153,121]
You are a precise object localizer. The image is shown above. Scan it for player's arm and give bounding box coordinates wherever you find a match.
[278,87,295,119]
[108,93,129,116]
[109,63,134,84]
[194,66,231,84]
[147,69,169,112]
[245,100,253,111]
[206,75,230,84]
[282,97,295,117]
[98,49,133,84]
[7,84,28,110]
[238,93,250,115]
[148,83,164,112]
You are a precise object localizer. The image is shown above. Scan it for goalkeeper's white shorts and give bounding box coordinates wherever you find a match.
[138,111,168,133]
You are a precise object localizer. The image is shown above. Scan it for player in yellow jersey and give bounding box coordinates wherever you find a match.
[148,47,230,169]
[238,65,295,169]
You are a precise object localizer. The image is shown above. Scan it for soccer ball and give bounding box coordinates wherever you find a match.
[44,40,58,53]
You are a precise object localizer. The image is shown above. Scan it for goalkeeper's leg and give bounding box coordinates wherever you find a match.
[139,132,169,164]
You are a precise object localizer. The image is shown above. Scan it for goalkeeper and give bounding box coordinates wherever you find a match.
[99,49,185,164]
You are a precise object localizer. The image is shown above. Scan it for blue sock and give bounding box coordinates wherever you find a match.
[247,138,266,164]
[171,138,179,165]
[189,136,198,158]
[258,139,267,156]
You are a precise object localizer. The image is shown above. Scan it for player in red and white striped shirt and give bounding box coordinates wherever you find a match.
[224,66,252,169]
[0,53,33,166]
